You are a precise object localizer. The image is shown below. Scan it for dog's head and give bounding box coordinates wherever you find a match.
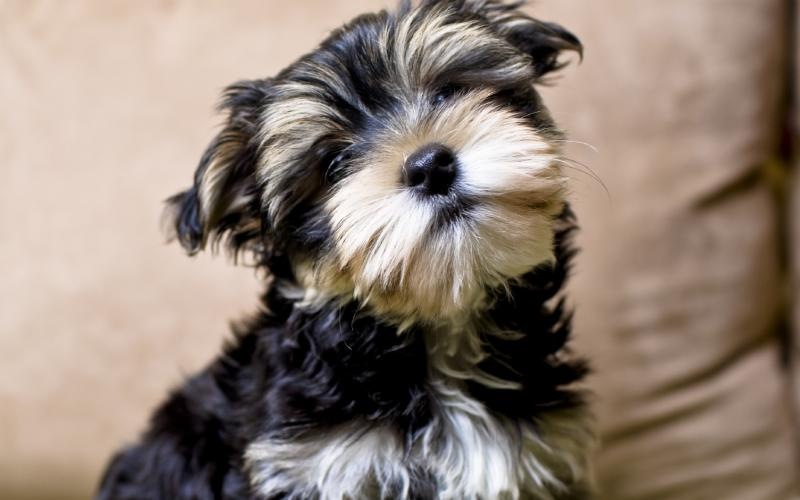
[165,0,581,322]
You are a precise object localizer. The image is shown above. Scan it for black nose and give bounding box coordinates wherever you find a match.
[403,143,457,195]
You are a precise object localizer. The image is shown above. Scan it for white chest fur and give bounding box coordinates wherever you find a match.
[245,377,592,500]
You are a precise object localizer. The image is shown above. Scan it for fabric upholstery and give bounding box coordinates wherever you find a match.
[538,1,798,498]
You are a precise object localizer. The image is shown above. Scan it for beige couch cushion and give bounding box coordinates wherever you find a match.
[538,0,798,498]
[792,1,800,475]
[0,2,373,498]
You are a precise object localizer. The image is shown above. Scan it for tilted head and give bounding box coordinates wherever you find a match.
[165,0,582,323]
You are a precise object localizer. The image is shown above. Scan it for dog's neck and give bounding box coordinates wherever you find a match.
[263,207,583,409]
[273,205,577,327]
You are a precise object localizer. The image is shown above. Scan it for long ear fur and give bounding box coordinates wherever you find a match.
[462,0,583,79]
[163,79,272,257]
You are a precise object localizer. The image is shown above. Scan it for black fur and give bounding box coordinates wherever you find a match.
[165,79,271,258]
[98,208,585,500]
[100,1,587,498]
[470,207,588,418]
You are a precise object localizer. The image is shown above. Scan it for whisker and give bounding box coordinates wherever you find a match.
[552,139,599,153]
[560,156,606,186]
[553,157,611,199]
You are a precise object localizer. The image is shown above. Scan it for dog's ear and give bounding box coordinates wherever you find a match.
[163,79,272,257]
[468,0,583,79]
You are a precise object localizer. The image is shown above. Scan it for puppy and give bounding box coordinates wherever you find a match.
[97,1,592,498]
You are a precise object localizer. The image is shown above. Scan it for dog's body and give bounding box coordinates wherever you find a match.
[98,1,592,498]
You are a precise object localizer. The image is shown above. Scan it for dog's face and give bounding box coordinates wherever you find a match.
[166,0,581,322]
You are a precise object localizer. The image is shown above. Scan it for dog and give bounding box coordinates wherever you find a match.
[97,1,592,498]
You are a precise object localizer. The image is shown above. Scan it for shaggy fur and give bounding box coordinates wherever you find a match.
[97,1,592,498]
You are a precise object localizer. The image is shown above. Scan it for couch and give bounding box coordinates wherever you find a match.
[1,1,796,498]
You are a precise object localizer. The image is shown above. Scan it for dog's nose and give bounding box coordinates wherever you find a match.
[403,143,457,195]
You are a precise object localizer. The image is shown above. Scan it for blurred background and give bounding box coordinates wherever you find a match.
[1,1,798,499]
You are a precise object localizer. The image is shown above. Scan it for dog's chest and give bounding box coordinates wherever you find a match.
[245,379,583,500]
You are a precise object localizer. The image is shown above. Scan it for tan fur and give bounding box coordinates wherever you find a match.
[317,90,566,322]
[249,6,568,324]
[385,2,534,88]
